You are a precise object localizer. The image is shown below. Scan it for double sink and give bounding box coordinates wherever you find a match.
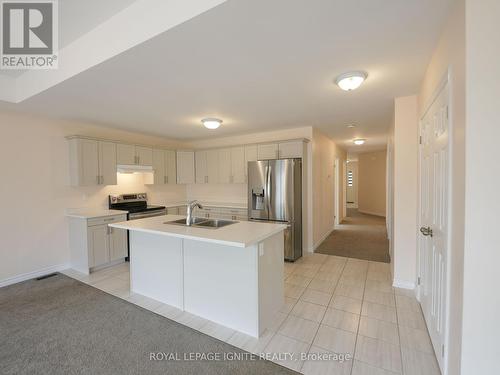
[165,217,237,229]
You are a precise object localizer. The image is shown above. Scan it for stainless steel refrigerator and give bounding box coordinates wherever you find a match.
[248,159,302,261]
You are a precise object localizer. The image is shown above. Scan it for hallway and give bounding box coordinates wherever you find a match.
[316,209,390,263]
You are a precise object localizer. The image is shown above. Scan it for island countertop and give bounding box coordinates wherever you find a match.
[109,215,287,248]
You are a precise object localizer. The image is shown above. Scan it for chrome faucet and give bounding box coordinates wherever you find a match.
[186,200,203,225]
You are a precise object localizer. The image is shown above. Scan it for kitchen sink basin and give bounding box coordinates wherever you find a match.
[194,219,236,228]
[164,217,238,229]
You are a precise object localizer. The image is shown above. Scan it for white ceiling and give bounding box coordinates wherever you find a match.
[0,0,454,151]
[0,0,138,78]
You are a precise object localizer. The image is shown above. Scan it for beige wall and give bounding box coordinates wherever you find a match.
[0,110,187,285]
[462,1,499,373]
[312,128,347,249]
[358,151,387,217]
[418,1,465,373]
[392,96,418,288]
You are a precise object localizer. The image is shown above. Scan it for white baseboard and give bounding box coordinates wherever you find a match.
[0,263,70,288]
[392,279,416,290]
[312,226,335,251]
[358,209,386,217]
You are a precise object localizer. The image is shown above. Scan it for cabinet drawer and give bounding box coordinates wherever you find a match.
[87,215,127,227]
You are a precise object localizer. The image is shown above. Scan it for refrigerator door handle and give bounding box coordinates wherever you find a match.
[266,164,272,214]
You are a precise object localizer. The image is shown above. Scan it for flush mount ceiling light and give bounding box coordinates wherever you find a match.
[347,124,356,128]
[353,138,366,145]
[335,71,367,91]
[201,118,222,130]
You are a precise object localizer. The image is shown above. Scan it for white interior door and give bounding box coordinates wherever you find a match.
[334,159,340,225]
[418,81,449,372]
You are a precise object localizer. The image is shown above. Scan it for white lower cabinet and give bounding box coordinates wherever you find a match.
[88,225,110,267]
[68,214,127,274]
[109,225,128,261]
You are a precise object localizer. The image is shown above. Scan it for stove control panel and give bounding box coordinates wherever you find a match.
[109,193,147,204]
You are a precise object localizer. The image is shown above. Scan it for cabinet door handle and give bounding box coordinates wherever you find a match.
[96,175,99,184]
[420,226,433,237]
[276,149,279,159]
[164,175,167,184]
[166,175,169,184]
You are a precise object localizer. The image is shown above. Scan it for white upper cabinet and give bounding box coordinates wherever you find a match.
[195,150,208,184]
[176,151,195,184]
[98,141,117,185]
[116,143,135,165]
[165,150,177,184]
[116,143,152,166]
[218,148,232,184]
[79,139,99,186]
[68,137,117,186]
[231,146,246,184]
[135,146,153,166]
[278,141,303,159]
[151,149,177,185]
[206,149,219,183]
[152,149,166,184]
[257,143,279,160]
[244,144,258,181]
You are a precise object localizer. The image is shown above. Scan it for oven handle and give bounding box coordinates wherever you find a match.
[128,210,166,220]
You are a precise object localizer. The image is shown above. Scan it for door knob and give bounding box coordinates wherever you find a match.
[420,226,433,237]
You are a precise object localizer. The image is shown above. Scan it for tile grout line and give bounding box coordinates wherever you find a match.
[395,293,406,374]
[297,257,347,373]
[349,262,369,375]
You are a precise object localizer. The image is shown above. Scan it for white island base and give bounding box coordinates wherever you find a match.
[128,229,284,338]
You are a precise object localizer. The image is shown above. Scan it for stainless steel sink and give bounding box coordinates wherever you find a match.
[194,219,236,228]
[164,217,238,229]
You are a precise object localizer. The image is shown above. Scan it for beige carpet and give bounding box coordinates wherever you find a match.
[316,209,390,263]
[0,274,297,375]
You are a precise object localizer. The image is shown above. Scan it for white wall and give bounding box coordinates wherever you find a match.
[357,150,387,217]
[462,1,500,373]
[186,184,247,204]
[312,128,347,249]
[0,110,186,285]
[392,96,418,289]
[418,1,465,373]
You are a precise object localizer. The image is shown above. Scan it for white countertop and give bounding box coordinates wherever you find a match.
[109,215,285,248]
[65,208,128,219]
[160,201,247,210]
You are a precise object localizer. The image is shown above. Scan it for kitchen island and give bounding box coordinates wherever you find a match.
[109,215,286,338]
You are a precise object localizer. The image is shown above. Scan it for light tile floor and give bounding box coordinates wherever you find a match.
[61,253,441,375]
